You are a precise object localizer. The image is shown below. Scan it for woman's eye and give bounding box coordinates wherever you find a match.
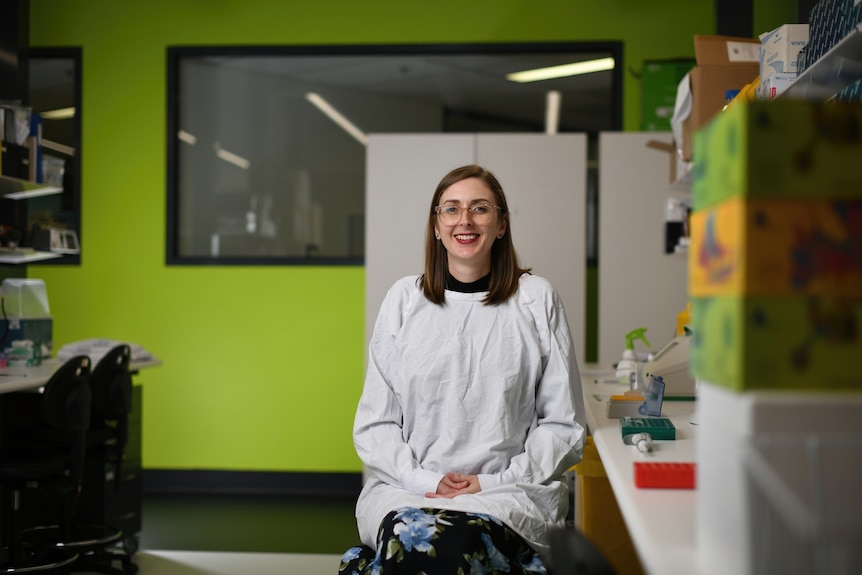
[471,205,489,214]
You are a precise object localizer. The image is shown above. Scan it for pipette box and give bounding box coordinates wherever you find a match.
[692,99,862,211]
[688,197,862,298]
[690,295,862,392]
[619,417,676,440]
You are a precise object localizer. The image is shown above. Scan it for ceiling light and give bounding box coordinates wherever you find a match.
[213,143,250,170]
[506,57,615,83]
[178,130,197,145]
[306,92,368,146]
[39,107,76,120]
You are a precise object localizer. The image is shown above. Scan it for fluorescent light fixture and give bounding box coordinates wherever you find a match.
[178,130,197,145]
[305,92,368,146]
[213,143,250,170]
[506,57,615,83]
[40,107,76,120]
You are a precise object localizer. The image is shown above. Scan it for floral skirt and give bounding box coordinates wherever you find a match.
[339,507,547,575]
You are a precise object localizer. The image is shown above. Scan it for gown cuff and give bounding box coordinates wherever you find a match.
[402,468,444,496]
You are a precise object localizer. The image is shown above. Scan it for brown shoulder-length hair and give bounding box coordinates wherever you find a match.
[419,164,530,305]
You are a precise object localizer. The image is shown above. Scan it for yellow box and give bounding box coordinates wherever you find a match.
[574,437,645,575]
[689,196,862,297]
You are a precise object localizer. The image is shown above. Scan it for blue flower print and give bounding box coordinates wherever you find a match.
[480,532,511,572]
[467,512,504,526]
[340,547,362,563]
[520,553,548,574]
[467,556,490,575]
[392,508,438,552]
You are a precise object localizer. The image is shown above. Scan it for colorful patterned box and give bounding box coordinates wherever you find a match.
[692,99,862,210]
[690,295,862,391]
[689,196,862,297]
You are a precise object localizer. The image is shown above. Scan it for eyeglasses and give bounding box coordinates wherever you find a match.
[434,202,501,225]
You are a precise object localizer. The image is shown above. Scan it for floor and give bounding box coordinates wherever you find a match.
[131,492,360,575]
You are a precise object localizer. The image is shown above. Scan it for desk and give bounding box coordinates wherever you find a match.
[0,357,162,393]
[580,365,698,575]
[0,355,160,554]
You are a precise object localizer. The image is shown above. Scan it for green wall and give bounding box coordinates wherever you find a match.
[27,0,795,473]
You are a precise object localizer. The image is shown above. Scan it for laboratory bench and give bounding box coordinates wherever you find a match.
[579,364,698,575]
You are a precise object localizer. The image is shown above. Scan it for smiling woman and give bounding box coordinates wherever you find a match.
[165,42,622,265]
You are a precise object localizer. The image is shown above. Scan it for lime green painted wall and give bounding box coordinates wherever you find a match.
[27,0,795,473]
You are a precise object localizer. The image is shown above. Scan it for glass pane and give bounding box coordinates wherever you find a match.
[27,49,81,265]
[168,45,621,264]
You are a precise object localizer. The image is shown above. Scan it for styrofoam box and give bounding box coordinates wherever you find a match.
[696,381,862,575]
[759,23,809,79]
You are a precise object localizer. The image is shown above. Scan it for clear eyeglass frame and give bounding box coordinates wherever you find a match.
[434,202,501,225]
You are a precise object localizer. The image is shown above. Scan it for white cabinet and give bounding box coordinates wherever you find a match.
[597,132,689,365]
[365,133,588,361]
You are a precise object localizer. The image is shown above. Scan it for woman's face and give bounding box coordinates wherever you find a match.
[434,177,506,280]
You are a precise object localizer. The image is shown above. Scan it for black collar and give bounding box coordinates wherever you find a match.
[446,272,491,293]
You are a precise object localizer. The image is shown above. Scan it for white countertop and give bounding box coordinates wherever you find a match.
[0,356,162,394]
[580,364,699,575]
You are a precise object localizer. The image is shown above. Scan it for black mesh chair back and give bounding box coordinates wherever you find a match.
[88,345,133,473]
[0,354,91,574]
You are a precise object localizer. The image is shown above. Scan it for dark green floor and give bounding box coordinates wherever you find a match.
[140,493,360,554]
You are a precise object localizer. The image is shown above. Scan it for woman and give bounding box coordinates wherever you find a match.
[340,164,586,574]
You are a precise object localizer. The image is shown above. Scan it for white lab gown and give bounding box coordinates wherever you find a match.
[354,273,586,555]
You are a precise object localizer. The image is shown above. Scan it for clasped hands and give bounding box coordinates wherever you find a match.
[426,472,481,498]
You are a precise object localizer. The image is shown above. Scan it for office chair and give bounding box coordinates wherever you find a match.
[0,355,91,574]
[24,345,137,575]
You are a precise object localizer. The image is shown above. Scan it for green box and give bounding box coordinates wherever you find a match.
[691,296,862,392]
[640,59,694,131]
[692,99,862,210]
[0,318,53,366]
[620,417,676,440]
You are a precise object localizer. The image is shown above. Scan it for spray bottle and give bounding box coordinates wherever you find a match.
[615,327,651,388]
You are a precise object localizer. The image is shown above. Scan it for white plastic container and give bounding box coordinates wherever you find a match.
[1,278,51,318]
[696,381,862,575]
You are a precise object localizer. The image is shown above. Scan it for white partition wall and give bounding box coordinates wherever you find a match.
[366,133,588,362]
[597,132,688,365]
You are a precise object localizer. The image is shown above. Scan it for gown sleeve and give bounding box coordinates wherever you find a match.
[353,279,444,496]
[477,283,587,490]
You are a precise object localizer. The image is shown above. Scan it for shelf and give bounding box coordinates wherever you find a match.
[0,250,63,264]
[782,23,862,100]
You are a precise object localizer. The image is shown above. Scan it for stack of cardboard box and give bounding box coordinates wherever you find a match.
[688,97,862,575]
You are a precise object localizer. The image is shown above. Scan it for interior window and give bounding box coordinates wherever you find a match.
[166,43,622,265]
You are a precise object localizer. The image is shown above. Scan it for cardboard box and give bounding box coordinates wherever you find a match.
[757,72,797,99]
[692,98,862,210]
[682,35,760,160]
[688,197,862,297]
[641,59,694,131]
[759,23,809,79]
[690,295,862,392]
[696,381,862,575]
